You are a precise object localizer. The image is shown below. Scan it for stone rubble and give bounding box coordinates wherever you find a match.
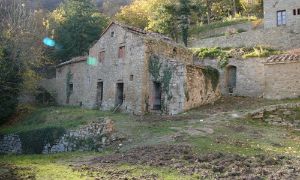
[0,118,119,154]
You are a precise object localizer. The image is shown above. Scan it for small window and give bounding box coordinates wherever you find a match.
[111,31,115,37]
[130,75,134,81]
[69,83,73,93]
[118,46,125,59]
[298,9,300,15]
[99,51,105,63]
[277,10,286,26]
[294,9,297,15]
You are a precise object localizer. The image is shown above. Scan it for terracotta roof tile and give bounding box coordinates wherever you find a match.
[264,54,300,64]
[56,56,87,68]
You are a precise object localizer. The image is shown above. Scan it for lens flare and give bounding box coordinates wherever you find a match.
[43,37,56,47]
[87,56,98,66]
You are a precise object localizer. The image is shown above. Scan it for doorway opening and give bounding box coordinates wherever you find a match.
[115,83,124,106]
[226,66,237,94]
[152,82,162,110]
[96,81,103,107]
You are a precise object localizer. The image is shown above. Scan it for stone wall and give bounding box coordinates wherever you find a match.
[184,65,221,111]
[264,62,300,99]
[264,0,300,29]
[0,135,22,154]
[195,58,265,97]
[56,59,87,106]
[190,27,300,50]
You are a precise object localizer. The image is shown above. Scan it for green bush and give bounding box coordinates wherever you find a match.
[18,127,66,154]
[242,46,283,58]
[202,66,220,91]
[192,47,229,68]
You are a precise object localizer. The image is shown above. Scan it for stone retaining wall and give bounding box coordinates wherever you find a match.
[0,118,118,154]
[191,27,300,50]
[0,135,22,154]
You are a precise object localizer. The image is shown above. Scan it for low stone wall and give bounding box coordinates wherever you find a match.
[0,135,22,154]
[0,118,119,154]
[248,103,300,129]
[191,27,300,50]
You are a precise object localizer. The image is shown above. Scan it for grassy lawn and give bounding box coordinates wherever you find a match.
[1,97,300,179]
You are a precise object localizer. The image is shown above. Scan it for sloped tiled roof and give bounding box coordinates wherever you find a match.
[264,54,300,64]
[101,21,176,44]
[56,56,87,68]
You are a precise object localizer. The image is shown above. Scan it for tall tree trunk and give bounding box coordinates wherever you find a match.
[206,0,211,24]
[232,0,237,17]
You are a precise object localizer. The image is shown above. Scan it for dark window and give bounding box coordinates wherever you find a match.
[294,9,297,15]
[99,51,105,63]
[277,10,286,26]
[130,75,134,81]
[298,8,300,15]
[118,46,125,59]
[226,66,237,94]
[111,31,115,37]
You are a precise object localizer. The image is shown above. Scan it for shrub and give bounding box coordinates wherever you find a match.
[193,48,229,68]
[18,127,66,154]
[242,46,283,58]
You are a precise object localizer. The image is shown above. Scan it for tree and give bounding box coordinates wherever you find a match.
[0,0,48,123]
[179,0,191,47]
[49,0,109,62]
[147,0,179,41]
[115,0,151,29]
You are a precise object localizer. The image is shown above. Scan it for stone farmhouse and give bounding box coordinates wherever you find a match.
[51,22,220,115]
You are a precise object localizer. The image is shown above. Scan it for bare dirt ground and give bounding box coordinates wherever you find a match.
[73,145,300,180]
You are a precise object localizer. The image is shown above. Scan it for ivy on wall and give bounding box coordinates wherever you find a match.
[148,55,174,113]
[202,66,220,92]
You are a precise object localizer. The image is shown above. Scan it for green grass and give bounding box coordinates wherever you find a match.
[1,99,300,178]
[0,106,130,134]
[0,151,111,180]
[190,15,258,37]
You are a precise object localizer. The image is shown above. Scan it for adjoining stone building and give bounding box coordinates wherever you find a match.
[197,54,300,100]
[54,22,220,115]
[264,0,300,29]
[191,0,300,50]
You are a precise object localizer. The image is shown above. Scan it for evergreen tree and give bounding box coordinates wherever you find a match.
[179,0,191,47]
[50,0,109,62]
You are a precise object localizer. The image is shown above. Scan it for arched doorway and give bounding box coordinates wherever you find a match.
[226,66,237,94]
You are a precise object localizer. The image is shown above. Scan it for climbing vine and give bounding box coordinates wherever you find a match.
[148,55,162,81]
[148,55,174,113]
[66,69,73,104]
[202,66,220,92]
[162,66,173,100]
